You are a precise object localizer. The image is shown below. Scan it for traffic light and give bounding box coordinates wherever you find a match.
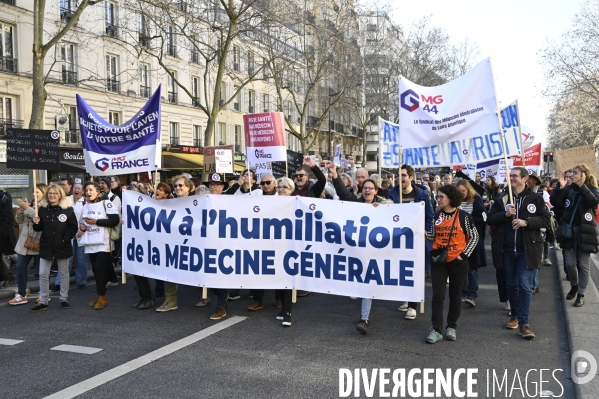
[549,152,554,162]
[543,152,548,162]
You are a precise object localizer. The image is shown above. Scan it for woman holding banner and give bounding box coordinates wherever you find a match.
[455,180,487,307]
[77,182,120,310]
[426,185,478,343]
[30,184,78,312]
[327,161,393,334]
[553,164,599,308]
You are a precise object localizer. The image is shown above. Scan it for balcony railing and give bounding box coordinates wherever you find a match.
[170,136,179,145]
[60,7,76,24]
[105,24,118,38]
[106,79,120,93]
[168,91,177,103]
[63,129,80,145]
[0,0,16,5]
[62,70,78,84]
[0,56,17,73]
[167,44,177,57]
[140,85,151,98]
[0,118,24,137]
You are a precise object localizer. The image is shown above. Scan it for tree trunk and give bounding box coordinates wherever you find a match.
[30,0,47,130]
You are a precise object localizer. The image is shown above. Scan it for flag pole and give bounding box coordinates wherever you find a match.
[515,100,526,168]
[399,146,403,203]
[33,172,38,217]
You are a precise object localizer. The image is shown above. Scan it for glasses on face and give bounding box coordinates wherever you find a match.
[362,186,375,192]
[174,184,185,188]
[259,181,273,186]
[292,174,306,179]
[48,192,58,196]
[277,186,290,190]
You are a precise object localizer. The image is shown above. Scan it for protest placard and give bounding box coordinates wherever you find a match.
[215,149,233,174]
[6,129,60,169]
[204,145,234,175]
[556,145,599,177]
[272,150,304,178]
[244,112,287,167]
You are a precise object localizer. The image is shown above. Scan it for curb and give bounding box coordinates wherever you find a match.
[555,246,599,399]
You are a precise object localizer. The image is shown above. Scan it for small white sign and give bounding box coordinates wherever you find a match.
[215,149,233,174]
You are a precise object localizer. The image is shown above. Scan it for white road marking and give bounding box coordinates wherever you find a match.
[51,345,103,355]
[0,338,24,345]
[42,316,247,399]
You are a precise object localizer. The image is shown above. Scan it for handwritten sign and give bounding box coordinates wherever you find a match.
[272,150,304,178]
[204,145,234,175]
[556,145,599,177]
[215,149,233,174]
[6,129,60,169]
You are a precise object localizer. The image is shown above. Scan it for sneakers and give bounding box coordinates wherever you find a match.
[247,302,263,311]
[506,318,519,329]
[356,320,369,334]
[542,257,552,266]
[138,299,155,310]
[296,290,310,297]
[106,281,118,287]
[574,294,585,307]
[282,313,292,326]
[405,308,417,320]
[30,303,48,312]
[519,326,535,339]
[398,302,408,312]
[276,309,285,320]
[426,329,443,344]
[210,306,227,320]
[502,301,511,311]
[463,298,476,307]
[461,296,466,303]
[60,300,70,309]
[227,292,241,301]
[195,297,210,307]
[156,301,178,312]
[566,285,578,300]
[133,299,144,308]
[8,294,28,306]
[444,327,457,341]
[275,299,282,309]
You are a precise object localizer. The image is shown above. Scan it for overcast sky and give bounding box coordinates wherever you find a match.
[385,0,583,145]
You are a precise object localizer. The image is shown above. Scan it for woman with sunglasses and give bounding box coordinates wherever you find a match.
[327,162,392,334]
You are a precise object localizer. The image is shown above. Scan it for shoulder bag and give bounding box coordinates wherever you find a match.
[23,221,40,251]
[555,198,580,242]
[431,209,459,266]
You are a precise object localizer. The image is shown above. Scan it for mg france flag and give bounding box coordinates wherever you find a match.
[77,86,161,176]
[244,112,287,166]
[395,59,521,167]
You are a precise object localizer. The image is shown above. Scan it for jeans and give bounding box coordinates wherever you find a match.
[89,252,110,296]
[462,269,479,300]
[565,250,591,295]
[496,268,508,303]
[361,298,372,320]
[431,257,469,333]
[39,258,69,304]
[211,288,228,308]
[134,275,153,301]
[70,240,88,286]
[275,289,292,314]
[504,250,536,327]
[16,254,39,297]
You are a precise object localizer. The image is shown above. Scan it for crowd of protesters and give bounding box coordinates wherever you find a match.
[0,159,597,343]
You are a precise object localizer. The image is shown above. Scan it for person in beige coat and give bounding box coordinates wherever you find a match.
[8,184,47,305]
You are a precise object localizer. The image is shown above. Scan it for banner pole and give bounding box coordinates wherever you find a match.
[377,116,382,177]
[515,100,526,168]
[33,172,38,217]
[399,146,403,203]
[246,152,253,196]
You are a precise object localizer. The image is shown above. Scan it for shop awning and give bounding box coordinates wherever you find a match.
[162,152,204,170]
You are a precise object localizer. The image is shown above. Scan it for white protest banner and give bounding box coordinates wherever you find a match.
[122,191,425,302]
[244,112,287,167]
[383,59,521,168]
[215,149,233,174]
[334,144,342,166]
[77,86,161,176]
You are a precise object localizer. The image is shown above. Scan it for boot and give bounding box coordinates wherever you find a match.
[574,294,585,307]
[94,295,107,310]
[89,297,99,307]
[566,285,578,300]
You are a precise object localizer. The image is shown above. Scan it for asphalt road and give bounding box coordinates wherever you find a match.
[0,247,574,399]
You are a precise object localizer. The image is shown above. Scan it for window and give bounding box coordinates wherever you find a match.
[0,95,19,136]
[166,26,176,57]
[262,57,268,79]
[193,125,202,147]
[106,54,119,92]
[60,0,75,23]
[0,23,16,73]
[138,14,150,48]
[233,85,240,111]
[262,93,269,113]
[286,100,292,120]
[108,111,120,125]
[219,82,226,107]
[167,71,177,103]
[60,42,77,84]
[248,90,254,113]
[247,51,254,75]
[232,45,239,71]
[190,34,200,64]
[105,2,118,37]
[366,153,377,162]
[218,122,226,145]
[169,122,179,145]
[234,125,242,152]
[139,63,150,98]
[64,105,79,144]
[191,76,200,107]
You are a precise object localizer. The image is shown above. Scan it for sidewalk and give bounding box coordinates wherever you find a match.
[554,246,599,398]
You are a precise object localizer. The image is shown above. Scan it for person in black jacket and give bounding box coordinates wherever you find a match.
[551,164,599,307]
[0,189,17,288]
[30,184,77,311]
[487,167,550,340]
[291,157,326,198]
